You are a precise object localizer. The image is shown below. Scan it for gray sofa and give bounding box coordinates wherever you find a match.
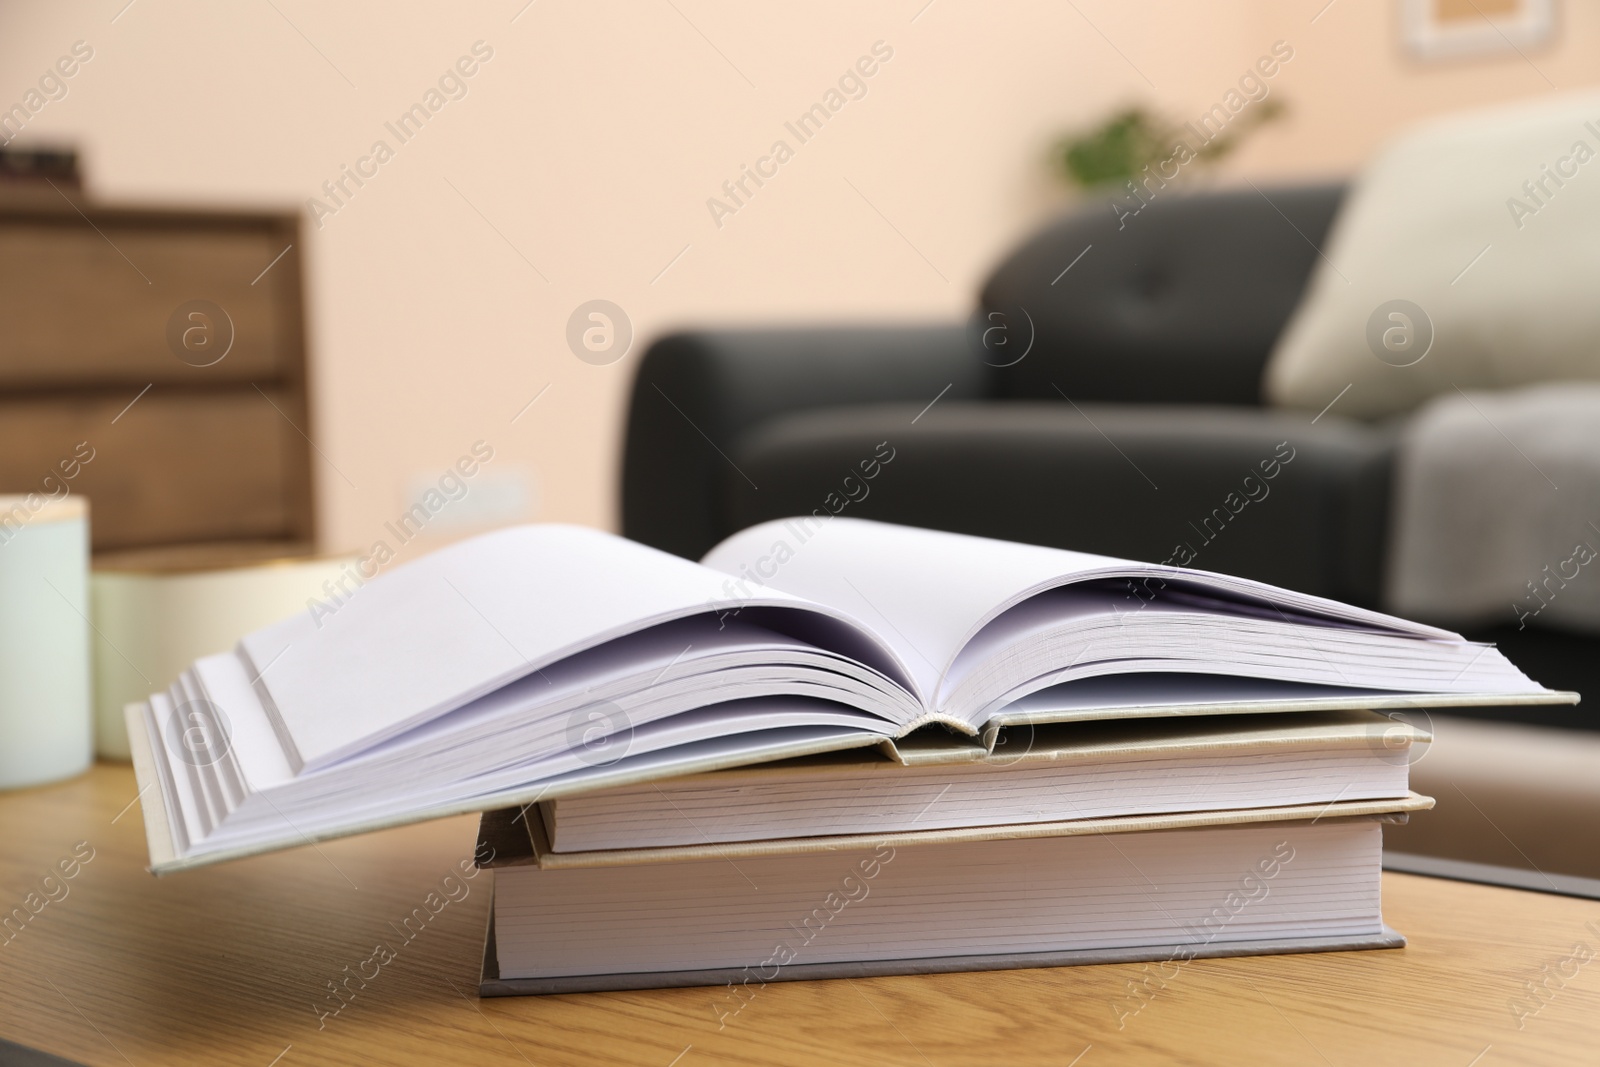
[620,183,1592,731]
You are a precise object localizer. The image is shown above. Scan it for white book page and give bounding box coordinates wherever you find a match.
[238,524,859,773]
[702,518,1468,717]
[702,519,1138,707]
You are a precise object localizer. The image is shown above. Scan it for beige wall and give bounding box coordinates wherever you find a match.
[1241,0,1600,175]
[3,0,1595,561]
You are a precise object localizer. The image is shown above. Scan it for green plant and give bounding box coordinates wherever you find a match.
[1054,101,1285,190]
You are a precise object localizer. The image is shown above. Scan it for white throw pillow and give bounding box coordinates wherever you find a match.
[1264,89,1600,418]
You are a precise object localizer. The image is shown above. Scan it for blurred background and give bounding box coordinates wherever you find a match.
[2,0,1593,551]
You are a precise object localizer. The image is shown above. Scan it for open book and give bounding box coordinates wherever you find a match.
[128,517,1569,873]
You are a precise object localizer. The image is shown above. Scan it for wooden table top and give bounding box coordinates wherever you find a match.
[2,764,1597,1066]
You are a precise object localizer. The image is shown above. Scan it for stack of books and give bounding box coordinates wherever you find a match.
[124,518,1573,993]
[474,710,1434,995]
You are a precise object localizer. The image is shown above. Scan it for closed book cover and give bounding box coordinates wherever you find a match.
[476,809,1412,995]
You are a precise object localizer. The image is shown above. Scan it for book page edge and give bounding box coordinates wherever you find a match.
[126,701,179,876]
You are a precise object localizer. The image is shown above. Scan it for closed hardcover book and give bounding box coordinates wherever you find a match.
[475,802,1414,996]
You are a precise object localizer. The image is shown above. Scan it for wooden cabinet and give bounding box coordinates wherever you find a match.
[0,195,314,551]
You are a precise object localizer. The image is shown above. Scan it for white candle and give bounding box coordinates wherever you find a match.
[90,548,357,760]
[0,495,92,790]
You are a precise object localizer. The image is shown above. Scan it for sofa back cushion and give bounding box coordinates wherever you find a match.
[1265,90,1600,419]
[980,183,1345,405]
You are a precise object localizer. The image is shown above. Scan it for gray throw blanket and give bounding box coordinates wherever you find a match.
[1387,383,1600,634]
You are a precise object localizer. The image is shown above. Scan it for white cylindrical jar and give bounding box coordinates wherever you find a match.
[0,495,92,790]
[90,545,356,760]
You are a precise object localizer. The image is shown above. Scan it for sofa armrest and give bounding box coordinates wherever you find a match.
[621,325,987,559]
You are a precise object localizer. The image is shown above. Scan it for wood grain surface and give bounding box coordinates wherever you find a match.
[0,207,293,388]
[2,764,1597,1066]
[0,391,298,549]
[0,198,314,553]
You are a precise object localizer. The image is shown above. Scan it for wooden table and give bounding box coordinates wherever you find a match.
[3,765,1597,1066]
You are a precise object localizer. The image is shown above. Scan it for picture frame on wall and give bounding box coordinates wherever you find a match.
[1402,0,1556,60]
